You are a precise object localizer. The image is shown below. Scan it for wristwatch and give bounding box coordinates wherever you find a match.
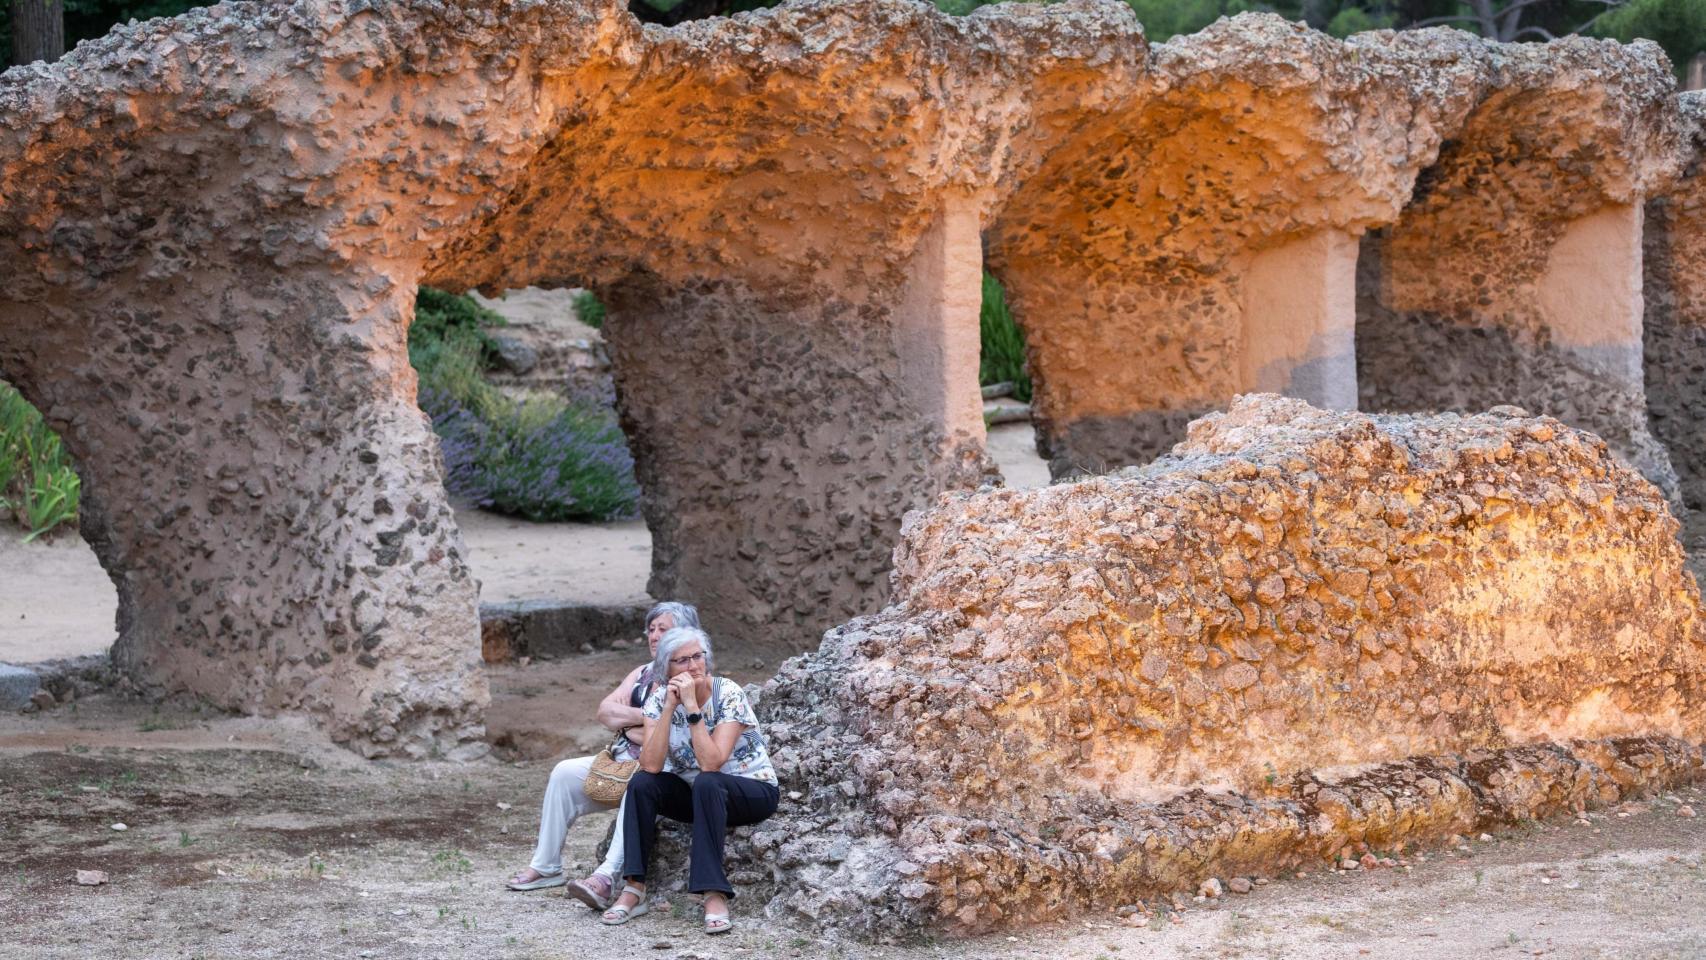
[684,712,704,725]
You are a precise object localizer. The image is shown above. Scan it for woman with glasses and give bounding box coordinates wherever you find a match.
[506,601,700,907]
[599,626,778,935]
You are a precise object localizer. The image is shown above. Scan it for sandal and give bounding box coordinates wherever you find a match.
[600,885,650,925]
[505,869,566,891]
[566,873,614,910]
[703,893,732,935]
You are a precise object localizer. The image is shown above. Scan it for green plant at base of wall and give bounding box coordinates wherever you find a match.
[0,381,81,541]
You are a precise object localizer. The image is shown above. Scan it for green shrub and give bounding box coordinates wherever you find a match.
[978,273,1032,404]
[411,287,506,367]
[0,382,81,542]
[571,290,607,331]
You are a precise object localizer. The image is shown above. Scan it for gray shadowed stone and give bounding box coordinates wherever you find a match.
[489,335,539,375]
[0,663,43,711]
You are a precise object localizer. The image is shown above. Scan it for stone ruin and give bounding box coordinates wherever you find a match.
[749,396,1706,937]
[0,0,1703,761]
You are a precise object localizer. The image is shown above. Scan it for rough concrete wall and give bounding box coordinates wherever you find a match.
[986,18,1491,477]
[1646,93,1706,547]
[0,0,636,755]
[750,395,1706,937]
[424,0,1141,648]
[1356,39,1690,498]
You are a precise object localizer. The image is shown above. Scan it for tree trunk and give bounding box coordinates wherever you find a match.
[9,0,65,66]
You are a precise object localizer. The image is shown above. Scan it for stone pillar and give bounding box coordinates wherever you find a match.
[0,0,625,754]
[1645,101,1706,544]
[991,260,1241,480]
[1239,229,1359,408]
[0,267,487,758]
[1359,202,1679,498]
[604,198,990,651]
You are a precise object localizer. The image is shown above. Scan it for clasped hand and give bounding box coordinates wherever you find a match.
[665,673,700,711]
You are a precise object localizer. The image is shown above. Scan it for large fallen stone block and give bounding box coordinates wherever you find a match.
[751,395,1706,938]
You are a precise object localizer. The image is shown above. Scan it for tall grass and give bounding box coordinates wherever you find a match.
[0,382,81,542]
[978,272,1032,404]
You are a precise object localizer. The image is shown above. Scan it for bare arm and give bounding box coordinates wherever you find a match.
[689,720,744,773]
[595,665,648,737]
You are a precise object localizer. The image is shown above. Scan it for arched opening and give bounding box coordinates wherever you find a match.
[0,379,116,672]
[1353,71,1682,500]
[975,271,1050,492]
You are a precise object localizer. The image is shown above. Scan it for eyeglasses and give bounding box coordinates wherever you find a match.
[669,651,706,667]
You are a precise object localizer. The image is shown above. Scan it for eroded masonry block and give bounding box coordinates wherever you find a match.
[746,396,1706,938]
[1646,94,1706,546]
[1357,41,1689,498]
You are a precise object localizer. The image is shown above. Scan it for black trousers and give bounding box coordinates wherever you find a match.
[621,770,780,897]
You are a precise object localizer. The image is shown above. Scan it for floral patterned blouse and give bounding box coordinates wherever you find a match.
[641,677,776,785]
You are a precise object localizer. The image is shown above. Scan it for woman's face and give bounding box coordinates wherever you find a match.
[646,614,675,655]
[666,639,708,681]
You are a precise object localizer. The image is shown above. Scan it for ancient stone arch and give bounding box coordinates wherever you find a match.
[985,18,1488,477]
[1356,39,1691,497]
[0,0,1700,753]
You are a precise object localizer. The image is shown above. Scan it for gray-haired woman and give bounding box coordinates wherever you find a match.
[599,626,779,935]
[506,601,700,907]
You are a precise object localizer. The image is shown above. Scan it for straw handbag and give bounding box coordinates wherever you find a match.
[584,730,639,805]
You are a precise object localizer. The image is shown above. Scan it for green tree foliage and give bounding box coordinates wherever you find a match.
[1594,0,1705,78]
[2,0,200,67]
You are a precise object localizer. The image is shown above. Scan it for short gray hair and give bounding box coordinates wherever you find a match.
[645,601,700,632]
[653,626,715,680]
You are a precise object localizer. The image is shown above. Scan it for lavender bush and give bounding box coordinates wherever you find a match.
[413,290,639,523]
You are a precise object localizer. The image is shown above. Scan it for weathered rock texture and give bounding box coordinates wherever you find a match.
[425,0,1132,645]
[2,0,1702,750]
[1355,39,1689,498]
[751,396,1706,937]
[1645,93,1706,546]
[986,20,1488,477]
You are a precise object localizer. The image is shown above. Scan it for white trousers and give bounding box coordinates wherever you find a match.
[528,754,629,878]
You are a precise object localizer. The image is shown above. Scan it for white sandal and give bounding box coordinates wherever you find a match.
[704,894,732,934]
[600,885,650,925]
[505,869,565,891]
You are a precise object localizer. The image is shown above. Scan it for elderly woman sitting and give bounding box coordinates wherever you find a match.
[506,601,700,907]
[599,626,779,935]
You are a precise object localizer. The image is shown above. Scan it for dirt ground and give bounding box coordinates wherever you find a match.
[17,426,1704,958]
[5,661,1706,960]
[0,423,1049,664]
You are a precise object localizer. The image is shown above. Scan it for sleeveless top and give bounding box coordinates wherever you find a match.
[610,663,657,763]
